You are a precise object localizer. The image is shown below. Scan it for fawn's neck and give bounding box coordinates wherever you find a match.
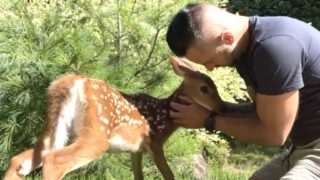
[121,92,177,134]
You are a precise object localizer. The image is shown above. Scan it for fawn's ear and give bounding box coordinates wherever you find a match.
[169,55,196,77]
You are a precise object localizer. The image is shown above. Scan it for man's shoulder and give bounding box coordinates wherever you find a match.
[251,15,305,28]
[248,16,316,61]
[250,15,320,46]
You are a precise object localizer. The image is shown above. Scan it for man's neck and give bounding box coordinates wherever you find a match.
[232,16,250,62]
[239,16,250,54]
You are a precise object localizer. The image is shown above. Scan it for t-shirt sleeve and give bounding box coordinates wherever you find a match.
[252,36,304,95]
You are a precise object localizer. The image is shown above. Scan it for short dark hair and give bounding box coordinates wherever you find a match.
[166,3,204,57]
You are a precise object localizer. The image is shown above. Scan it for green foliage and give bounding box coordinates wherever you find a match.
[0,58,54,173]
[228,0,320,30]
[195,130,230,167]
[209,67,250,103]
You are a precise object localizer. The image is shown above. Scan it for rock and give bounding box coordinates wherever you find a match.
[193,154,208,180]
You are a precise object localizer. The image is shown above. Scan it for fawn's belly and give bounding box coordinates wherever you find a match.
[108,125,149,152]
[108,134,143,152]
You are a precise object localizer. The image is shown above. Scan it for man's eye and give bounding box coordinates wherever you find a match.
[200,86,209,94]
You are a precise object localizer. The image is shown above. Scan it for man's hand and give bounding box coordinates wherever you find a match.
[169,96,211,128]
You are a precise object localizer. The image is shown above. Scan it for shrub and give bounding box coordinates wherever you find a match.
[227,0,320,29]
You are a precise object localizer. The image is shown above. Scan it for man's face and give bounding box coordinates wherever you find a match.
[185,40,235,71]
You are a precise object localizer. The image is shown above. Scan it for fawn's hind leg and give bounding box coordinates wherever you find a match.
[4,149,35,180]
[4,136,52,180]
[42,135,109,180]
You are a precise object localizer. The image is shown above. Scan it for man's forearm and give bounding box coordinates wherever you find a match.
[221,101,257,118]
[216,101,280,146]
[215,115,275,145]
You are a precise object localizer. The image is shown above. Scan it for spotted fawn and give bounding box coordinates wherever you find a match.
[4,56,223,180]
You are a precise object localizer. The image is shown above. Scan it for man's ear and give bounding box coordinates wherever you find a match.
[219,31,234,44]
[168,55,196,77]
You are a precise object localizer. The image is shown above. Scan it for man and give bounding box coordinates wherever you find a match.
[166,3,320,180]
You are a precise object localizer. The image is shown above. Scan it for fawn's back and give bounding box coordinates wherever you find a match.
[47,74,151,152]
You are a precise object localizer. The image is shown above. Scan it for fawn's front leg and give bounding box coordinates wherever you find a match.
[131,152,144,180]
[150,142,174,180]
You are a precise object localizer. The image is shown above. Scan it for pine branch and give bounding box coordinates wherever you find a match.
[125,25,166,85]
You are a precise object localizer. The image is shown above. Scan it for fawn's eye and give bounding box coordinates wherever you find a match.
[200,85,209,94]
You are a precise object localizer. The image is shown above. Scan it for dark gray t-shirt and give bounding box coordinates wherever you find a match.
[236,16,320,145]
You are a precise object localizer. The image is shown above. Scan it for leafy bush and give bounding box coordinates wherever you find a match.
[227,0,320,29]
[0,58,54,173]
[194,130,230,167]
[209,67,250,103]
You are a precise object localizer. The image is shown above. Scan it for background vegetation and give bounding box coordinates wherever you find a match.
[228,0,320,29]
[0,0,317,179]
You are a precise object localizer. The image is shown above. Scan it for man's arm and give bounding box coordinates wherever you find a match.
[216,90,299,146]
[220,85,256,117]
[221,101,256,118]
[170,89,299,146]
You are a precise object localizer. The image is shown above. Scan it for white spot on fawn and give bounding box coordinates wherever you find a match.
[98,103,102,114]
[92,83,99,89]
[100,116,109,124]
[104,118,109,124]
[123,115,130,121]
[18,160,32,176]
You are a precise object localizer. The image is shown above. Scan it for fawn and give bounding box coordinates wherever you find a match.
[4,56,224,180]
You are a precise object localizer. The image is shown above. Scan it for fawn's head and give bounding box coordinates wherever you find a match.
[169,56,224,113]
